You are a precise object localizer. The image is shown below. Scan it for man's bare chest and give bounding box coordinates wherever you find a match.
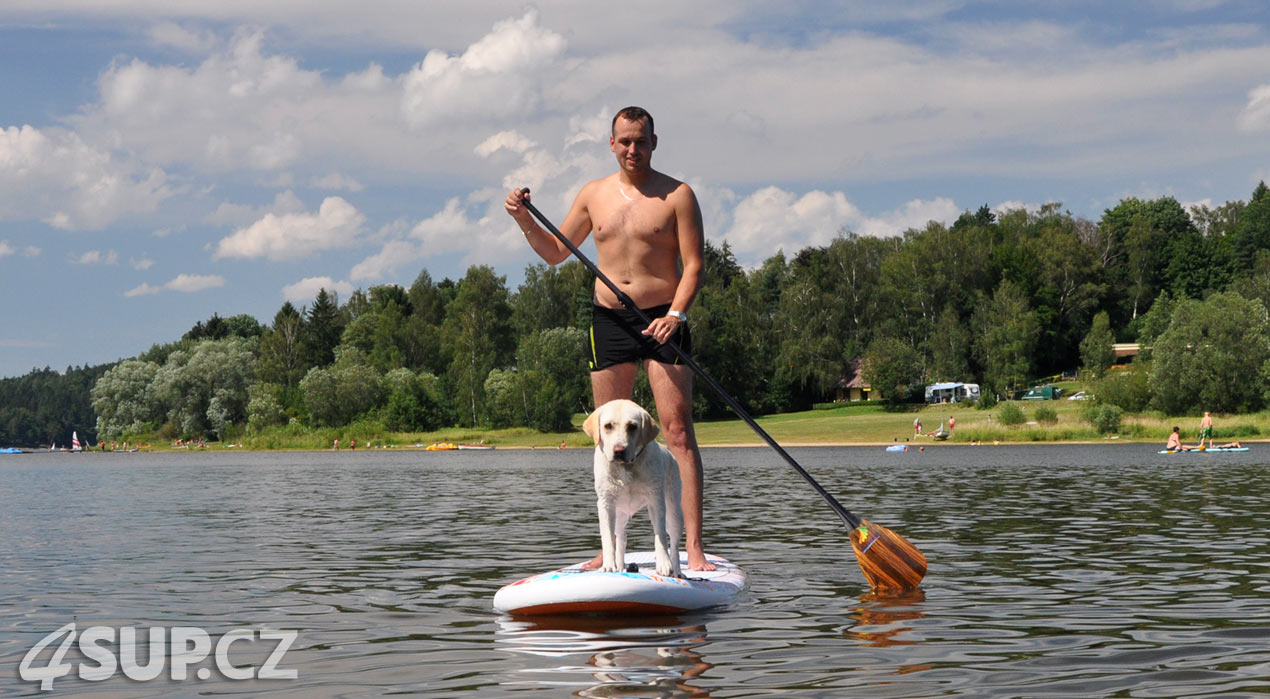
[593,200,678,246]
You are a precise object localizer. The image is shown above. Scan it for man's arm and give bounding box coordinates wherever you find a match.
[670,185,705,313]
[506,186,593,266]
[643,184,705,345]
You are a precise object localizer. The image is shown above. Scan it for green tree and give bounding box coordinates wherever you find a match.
[258,302,309,394]
[382,367,448,432]
[246,383,288,432]
[512,261,592,336]
[1232,181,1270,273]
[224,314,264,339]
[862,336,922,407]
[442,266,514,426]
[91,359,162,438]
[151,338,257,438]
[516,327,590,416]
[1149,292,1270,414]
[692,241,783,416]
[300,348,385,427]
[774,275,842,402]
[407,269,451,326]
[305,288,344,367]
[1093,364,1152,412]
[926,305,971,381]
[1079,311,1116,379]
[973,280,1039,396]
[1131,291,1177,352]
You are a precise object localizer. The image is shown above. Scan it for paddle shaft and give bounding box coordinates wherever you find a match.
[521,194,862,530]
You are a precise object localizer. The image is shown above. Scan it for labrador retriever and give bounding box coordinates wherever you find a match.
[582,399,684,578]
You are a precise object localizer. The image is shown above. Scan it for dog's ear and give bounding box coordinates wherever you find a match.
[639,409,660,448]
[582,407,602,444]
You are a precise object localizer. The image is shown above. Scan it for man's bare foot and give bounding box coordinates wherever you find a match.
[578,552,604,571]
[687,550,716,571]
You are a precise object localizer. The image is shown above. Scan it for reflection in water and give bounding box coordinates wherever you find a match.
[844,589,926,648]
[497,614,713,698]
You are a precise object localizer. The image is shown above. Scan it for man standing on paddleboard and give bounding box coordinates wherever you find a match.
[504,106,715,572]
[1198,411,1214,449]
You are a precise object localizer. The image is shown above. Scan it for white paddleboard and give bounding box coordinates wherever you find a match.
[493,552,747,615]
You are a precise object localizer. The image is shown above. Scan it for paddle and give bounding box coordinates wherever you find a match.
[520,190,927,592]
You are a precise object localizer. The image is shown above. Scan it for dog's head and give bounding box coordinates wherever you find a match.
[582,399,660,464]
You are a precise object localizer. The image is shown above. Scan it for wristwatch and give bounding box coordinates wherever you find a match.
[667,310,687,322]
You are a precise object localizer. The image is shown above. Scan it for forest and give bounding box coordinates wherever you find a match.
[3,182,1270,448]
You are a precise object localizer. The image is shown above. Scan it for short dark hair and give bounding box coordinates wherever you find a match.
[612,106,654,136]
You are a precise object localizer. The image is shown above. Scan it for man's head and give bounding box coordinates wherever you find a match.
[610,106,656,174]
[611,106,654,137]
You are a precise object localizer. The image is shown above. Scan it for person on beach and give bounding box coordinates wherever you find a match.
[505,106,713,571]
[1198,412,1214,449]
[913,416,922,436]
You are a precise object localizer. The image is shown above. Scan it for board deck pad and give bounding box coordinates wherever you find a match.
[493,552,747,616]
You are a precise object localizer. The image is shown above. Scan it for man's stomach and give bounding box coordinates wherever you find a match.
[593,277,678,310]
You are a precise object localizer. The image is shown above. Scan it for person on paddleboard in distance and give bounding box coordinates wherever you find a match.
[504,106,714,572]
[1198,411,1215,449]
[1166,426,1193,452]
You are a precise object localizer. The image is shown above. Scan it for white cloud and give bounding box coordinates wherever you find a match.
[0,124,172,230]
[148,21,217,53]
[474,130,536,158]
[350,239,421,282]
[309,172,365,191]
[1238,84,1270,132]
[71,250,119,265]
[718,186,962,262]
[131,257,155,270]
[206,190,306,228]
[721,187,863,259]
[400,10,566,128]
[281,276,355,304]
[124,273,225,297]
[859,197,961,238]
[166,273,225,292]
[123,283,159,297]
[0,241,12,258]
[214,196,366,260]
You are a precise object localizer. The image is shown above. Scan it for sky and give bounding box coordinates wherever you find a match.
[2,1,1269,379]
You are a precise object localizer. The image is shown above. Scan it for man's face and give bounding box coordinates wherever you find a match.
[610,117,656,173]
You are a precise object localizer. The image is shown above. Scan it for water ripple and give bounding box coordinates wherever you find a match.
[1,445,1267,696]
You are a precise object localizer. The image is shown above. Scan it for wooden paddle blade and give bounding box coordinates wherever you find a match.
[850,519,927,592]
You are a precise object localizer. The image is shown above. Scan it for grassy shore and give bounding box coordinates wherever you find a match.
[127,398,1266,451]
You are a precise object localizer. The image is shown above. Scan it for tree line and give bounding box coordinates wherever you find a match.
[3,183,1270,446]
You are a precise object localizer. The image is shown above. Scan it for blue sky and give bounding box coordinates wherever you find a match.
[2,1,1268,378]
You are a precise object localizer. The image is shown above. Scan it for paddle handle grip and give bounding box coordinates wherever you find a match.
[520,190,863,530]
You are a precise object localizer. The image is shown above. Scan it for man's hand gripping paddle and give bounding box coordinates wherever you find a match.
[519,189,927,592]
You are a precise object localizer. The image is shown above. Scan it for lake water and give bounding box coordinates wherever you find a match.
[1,445,1267,697]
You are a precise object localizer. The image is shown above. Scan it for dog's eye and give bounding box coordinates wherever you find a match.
[604,422,614,431]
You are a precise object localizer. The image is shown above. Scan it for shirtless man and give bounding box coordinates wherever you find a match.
[1198,411,1214,449]
[505,106,713,571]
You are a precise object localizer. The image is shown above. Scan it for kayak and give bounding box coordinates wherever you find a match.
[493,551,747,615]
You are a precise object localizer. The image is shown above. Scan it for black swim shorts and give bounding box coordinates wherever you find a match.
[588,303,692,371]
